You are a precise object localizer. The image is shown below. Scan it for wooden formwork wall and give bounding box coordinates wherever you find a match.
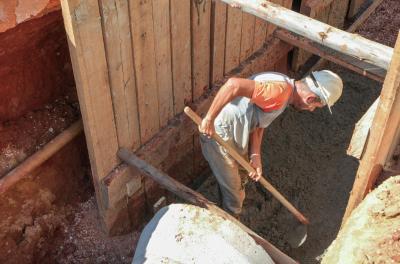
[61,0,293,233]
[348,0,369,18]
[292,0,350,71]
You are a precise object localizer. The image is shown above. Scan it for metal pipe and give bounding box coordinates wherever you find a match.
[0,120,83,194]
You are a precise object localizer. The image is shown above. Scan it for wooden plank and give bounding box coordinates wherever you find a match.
[192,0,212,100]
[343,33,400,223]
[284,0,293,9]
[118,148,298,264]
[240,12,256,62]
[99,0,141,150]
[347,0,384,32]
[129,0,160,143]
[327,0,350,29]
[291,0,313,72]
[153,0,173,127]
[171,0,192,113]
[103,41,289,229]
[250,39,293,74]
[211,1,227,84]
[302,0,334,16]
[253,17,268,51]
[348,0,367,18]
[266,0,282,40]
[103,41,287,183]
[60,0,119,190]
[292,0,332,71]
[224,5,242,73]
[347,98,380,159]
[274,54,288,74]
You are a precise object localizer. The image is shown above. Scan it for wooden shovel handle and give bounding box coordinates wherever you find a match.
[184,106,309,225]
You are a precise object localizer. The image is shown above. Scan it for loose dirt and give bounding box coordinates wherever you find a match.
[322,176,400,263]
[356,0,400,48]
[0,95,79,177]
[45,197,140,264]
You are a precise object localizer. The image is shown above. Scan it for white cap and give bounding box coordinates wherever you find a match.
[305,70,343,114]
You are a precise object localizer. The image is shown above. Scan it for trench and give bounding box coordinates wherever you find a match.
[0,0,399,263]
[198,62,381,263]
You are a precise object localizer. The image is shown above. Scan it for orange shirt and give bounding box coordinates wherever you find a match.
[251,81,292,112]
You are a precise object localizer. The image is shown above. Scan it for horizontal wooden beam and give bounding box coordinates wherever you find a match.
[219,0,393,69]
[276,29,386,83]
[118,148,297,264]
[307,0,384,75]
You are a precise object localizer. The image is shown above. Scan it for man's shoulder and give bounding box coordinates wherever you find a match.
[249,71,290,82]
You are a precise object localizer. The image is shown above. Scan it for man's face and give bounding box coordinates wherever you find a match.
[293,87,325,112]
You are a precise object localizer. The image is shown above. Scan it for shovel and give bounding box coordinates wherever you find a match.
[184,106,308,247]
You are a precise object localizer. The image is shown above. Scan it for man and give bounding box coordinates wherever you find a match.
[199,70,343,217]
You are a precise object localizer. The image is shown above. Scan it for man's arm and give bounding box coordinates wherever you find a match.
[249,127,264,181]
[199,77,256,136]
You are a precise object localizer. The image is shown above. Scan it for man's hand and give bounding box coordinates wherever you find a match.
[199,116,215,137]
[249,154,262,181]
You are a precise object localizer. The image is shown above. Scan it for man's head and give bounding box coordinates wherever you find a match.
[292,70,343,113]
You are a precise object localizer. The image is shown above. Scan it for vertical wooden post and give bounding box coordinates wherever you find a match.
[327,0,350,29]
[99,0,141,150]
[253,17,268,52]
[292,0,332,71]
[192,0,212,100]
[129,0,160,142]
[348,0,367,18]
[211,1,227,84]
[343,32,400,223]
[153,0,174,127]
[224,5,242,73]
[240,12,256,62]
[171,0,192,114]
[60,0,120,229]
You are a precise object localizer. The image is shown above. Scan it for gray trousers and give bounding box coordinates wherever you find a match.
[200,135,248,215]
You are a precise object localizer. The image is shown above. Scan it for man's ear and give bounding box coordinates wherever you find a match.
[306,94,317,104]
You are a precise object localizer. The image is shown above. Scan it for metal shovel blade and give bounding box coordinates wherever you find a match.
[286,224,308,248]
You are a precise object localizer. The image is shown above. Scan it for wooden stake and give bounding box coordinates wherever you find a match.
[347,98,380,159]
[343,32,400,223]
[118,148,297,264]
[348,0,367,19]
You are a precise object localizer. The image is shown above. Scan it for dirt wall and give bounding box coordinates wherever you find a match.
[0,135,90,264]
[0,0,60,33]
[322,176,400,263]
[0,10,75,121]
